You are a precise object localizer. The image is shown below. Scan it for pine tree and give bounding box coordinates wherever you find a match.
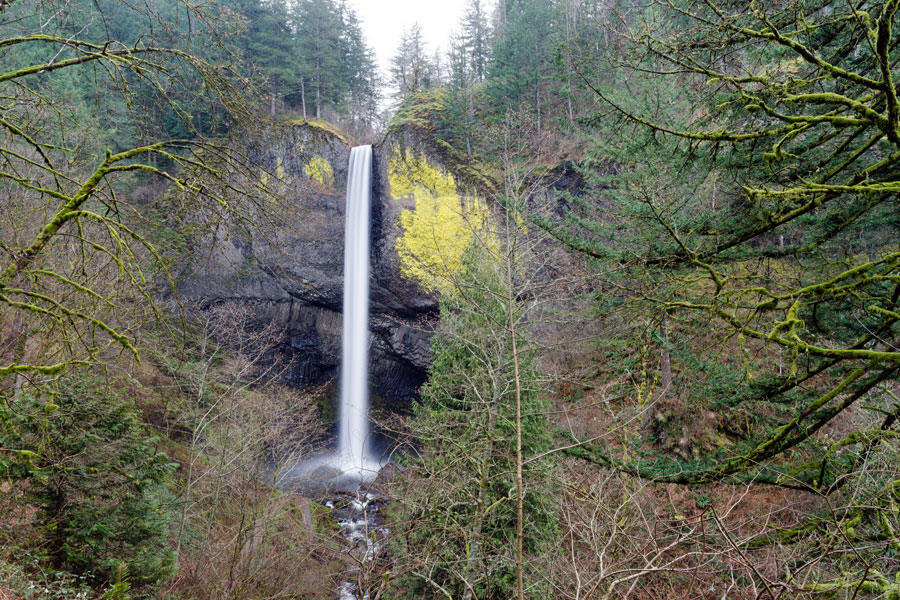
[229,0,297,115]
[389,144,559,599]
[461,0,490,82]
[444,33,477,158]
[0,374,176,593]
[390,241,558,600]
[292,0,347,118]
[487,0,554,132]
[389,23,435,104]
[338,2,380,130]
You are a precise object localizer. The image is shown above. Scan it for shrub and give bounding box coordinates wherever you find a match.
[0,373,176,596]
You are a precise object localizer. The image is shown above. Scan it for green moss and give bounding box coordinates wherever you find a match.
[434,138,498,194]
[304,155,334,191]
[386,89,449,136]
[317,385,337,424]
[390,147,496,294]
[291,118,356,146]
[385,91,499,198]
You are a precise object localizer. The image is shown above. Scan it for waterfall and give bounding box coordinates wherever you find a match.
[338,145,374,475]
[282,145,380,491]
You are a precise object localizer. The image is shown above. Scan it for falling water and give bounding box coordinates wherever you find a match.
[282,145,384,600]
[338,145,375,476]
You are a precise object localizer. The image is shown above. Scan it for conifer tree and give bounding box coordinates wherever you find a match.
[488,0,554,132]
[339,3,381,131]
[292,0,347,118]
[390,239,558,600]
[389,126,559,600]
[461,0,491,82]
[229,0,297,115]
[550,0,900,487]
[389,23,435,104]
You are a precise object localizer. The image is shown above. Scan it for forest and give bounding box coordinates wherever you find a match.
[1,0,899,598]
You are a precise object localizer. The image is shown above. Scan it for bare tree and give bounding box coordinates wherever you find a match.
[160,303,336,599]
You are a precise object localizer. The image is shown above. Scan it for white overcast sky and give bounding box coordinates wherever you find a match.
[345,0,486,81]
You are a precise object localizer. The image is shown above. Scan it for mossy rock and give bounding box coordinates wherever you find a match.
[292,118,357,147]
[385,90,498,199]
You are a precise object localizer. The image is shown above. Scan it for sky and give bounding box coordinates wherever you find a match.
[345,0,478,81]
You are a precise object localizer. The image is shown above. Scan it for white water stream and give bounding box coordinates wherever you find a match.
[337,144,379,477]
[334,146,388,600]
[281,145,388,600]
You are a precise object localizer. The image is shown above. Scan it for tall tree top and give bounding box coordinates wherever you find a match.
[389,23,436,104]
[461,0,491,82]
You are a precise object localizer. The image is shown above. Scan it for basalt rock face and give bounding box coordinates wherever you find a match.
[178,121,437,406]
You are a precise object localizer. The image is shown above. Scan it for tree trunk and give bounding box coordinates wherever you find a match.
[511,309,525,600]
[565,5,575,127]
[505,201,526,600]
[315,59,322,119]
[659,315,673,400]
[643,314,673,429]
[298,498,315,543]
[467,88,475,159]
[300,77,307,119]
[461,380,499,600]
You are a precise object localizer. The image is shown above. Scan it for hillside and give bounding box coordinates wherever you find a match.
[2,0,900,599]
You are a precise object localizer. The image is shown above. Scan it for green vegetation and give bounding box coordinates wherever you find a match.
[0,0,343,596]
[547,0,900,488]
[297,118,359,146]
[390,234,557,600]
[390,146,496,293]
[229,0,379,131]
[305,155,336,191]
[382,0,900,596]
[1,374,176,594]
[4,0,900,597]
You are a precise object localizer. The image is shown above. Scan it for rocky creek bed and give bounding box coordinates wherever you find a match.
[327,491,389,600]
[283,461,392,600]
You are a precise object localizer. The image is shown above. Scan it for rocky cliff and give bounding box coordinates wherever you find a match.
[172,103,558,407]
[177,120,438,406]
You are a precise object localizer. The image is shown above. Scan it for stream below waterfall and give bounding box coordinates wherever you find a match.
[328,489,390,600]
[295,143,392,600]
[280,456,393,600]
[280,461,392,600]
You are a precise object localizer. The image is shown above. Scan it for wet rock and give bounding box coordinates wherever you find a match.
[177,120,437,405]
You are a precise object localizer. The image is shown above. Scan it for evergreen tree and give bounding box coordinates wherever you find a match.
[390,244,558,600]
[292,0,348,118]
[443,33,478,158]
[338,2,381,131]
[228,0,297,115]
[389,23,435,104]
[0,374,176,593]
[389,159,559,599]
[487,0,554,132]
[461,0,491,82]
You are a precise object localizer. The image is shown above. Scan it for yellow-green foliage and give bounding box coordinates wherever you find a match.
[291,118,356,146]
[304,156,334,191]
[386,89,449,136]
[391,147,494,294]
[260,156,287,188]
